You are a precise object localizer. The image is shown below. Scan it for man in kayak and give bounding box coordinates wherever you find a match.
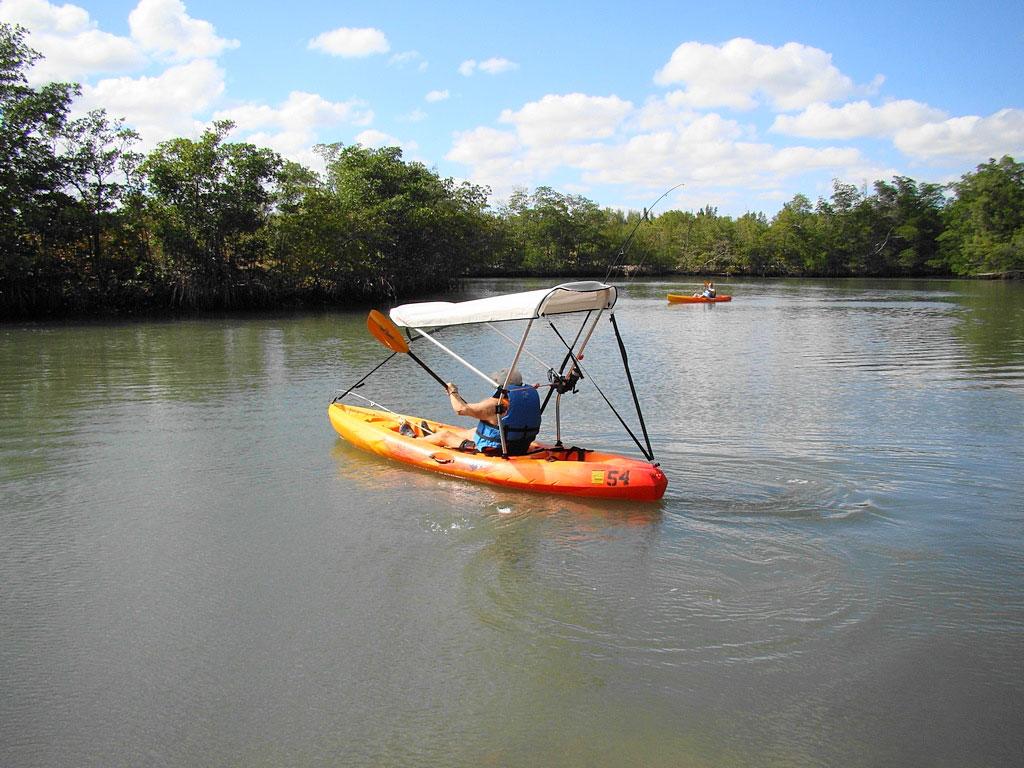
[410,368,541,455]
[694,280,716,298]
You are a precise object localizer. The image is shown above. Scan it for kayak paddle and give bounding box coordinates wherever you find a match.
[367,309,449,390]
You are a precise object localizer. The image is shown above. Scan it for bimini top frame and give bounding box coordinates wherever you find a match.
[385,281,653,462]
[389,281,617,329]
[389,281,614,389]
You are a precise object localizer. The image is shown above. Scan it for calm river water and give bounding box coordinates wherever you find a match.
[2,277,1023,767]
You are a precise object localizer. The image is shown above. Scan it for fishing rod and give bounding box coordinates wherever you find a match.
[333,351,398,402]
[603,183,684,284]
[570,183,682,459]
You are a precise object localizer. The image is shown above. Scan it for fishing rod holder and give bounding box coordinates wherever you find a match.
[547,367,582,395]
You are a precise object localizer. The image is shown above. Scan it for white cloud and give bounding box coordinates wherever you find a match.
[894,108,1024,160]
[11,4,1017,218]
[654,38,863,111]
[29,29,142,84]
[129,0,238,62]
[563,134,870,200]
[459,57,518,76]
[308,26,389,58]
[446,89,885,212]
[76,58,227,146]
[666,111,745,143]
[446,127,531,201]
[447,126,520,163]
[765,145,863,174]
[216,90,372,132]
[478,57,517,75]
[773,100,947,139]
[1,0,143,83]
[500,93,632,146]
[237,129,315,160]
[628,94,704,133]
[355,129,416,152]
[0,0,89,33]
[212,90,374,161]
[389,50,426,71]
[552,129,773,190]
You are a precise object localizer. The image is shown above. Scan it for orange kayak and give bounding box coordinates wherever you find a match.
[328,403,667,501]
[666,293,732,303]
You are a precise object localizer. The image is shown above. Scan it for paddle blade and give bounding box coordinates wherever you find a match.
[367,310,409,353]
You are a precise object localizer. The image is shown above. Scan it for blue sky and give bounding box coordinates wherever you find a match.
[3,0,1023,217]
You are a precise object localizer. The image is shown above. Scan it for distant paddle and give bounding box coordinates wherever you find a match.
[367,310,448,390]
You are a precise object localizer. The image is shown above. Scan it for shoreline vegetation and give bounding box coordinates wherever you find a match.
[3,23,1023,321]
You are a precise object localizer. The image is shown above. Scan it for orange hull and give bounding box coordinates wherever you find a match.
[328,403,667,501]
[666,293,732,303]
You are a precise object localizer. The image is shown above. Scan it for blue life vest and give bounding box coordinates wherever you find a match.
[474,386,541,454]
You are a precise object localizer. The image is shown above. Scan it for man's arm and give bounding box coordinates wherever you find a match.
[446,384,500,424]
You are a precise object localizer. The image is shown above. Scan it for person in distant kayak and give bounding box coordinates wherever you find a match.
[694,280,717,298]
[410,367,541,455]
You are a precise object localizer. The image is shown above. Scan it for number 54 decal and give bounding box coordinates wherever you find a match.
[590,469,631,486]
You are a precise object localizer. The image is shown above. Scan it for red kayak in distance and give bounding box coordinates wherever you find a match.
[666,293,732,303]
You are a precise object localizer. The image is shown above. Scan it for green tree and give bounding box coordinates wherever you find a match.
[814,181,868,275]
[496,187,614,274]
[276,143,491,300]
[733,211,770,274]
[490,187,531,273]
[938,156,1024,275]
[655,210,698,270]
[694,206,739,274]
[52,109,143,273]
[764,194,817,274]
[601,208,675,276]
[870,176,946,275]
[142,120,283,307]
[0,23,79,314]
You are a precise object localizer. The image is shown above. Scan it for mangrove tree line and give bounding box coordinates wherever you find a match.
[2,22,1023,318]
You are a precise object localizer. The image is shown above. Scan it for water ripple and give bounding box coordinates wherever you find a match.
[457,504,877,680]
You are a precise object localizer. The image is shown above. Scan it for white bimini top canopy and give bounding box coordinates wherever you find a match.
[389,281,617,328]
